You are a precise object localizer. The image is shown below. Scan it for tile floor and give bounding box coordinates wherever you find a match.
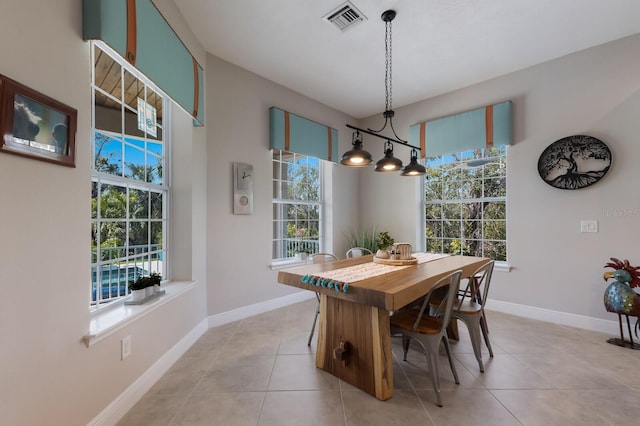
[119,299,640,425]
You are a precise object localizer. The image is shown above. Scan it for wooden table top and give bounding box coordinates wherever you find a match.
[277,254,489,311]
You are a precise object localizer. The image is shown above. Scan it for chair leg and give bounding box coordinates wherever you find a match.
[442,336,459,384]
[402,336,411,361]
[462,317,485,372]
[479,316,494,357]
[307,301,320,346]
[426,351,443,407]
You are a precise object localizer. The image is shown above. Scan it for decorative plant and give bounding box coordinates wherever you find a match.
[376,231,394,250]
[345,227,379,253]
[129,272,162,291]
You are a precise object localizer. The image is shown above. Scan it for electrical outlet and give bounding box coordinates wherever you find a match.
[580,220,598,233]
[121,335,132,360]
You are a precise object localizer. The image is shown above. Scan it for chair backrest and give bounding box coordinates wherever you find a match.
[345,247,373,258]
[411,270,462,333]
[459,260,495,308]
[311,253,338,263]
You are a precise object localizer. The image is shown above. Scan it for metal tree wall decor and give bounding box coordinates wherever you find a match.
[537,135,611,189]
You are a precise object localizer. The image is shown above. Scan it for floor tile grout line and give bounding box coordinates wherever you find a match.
[121,302,640,425]
[168,318,243,426]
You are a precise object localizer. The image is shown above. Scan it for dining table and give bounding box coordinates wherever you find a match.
[277,253,489,400]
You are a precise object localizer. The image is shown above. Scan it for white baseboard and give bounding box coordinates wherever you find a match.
[88,318,209,426]
[208,291,315,328]
[90,294,622,426]
[489,299,620,336]
[206,292,622,337]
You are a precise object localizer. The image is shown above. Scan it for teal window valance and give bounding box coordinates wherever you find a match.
[83,0,204,126]
[409,101,512,158]
[269,107,339,163]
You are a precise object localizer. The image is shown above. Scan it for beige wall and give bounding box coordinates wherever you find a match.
[204,54,360,315]
[0,1,208,424]
[359,33,640,323]
[2,0,639,424]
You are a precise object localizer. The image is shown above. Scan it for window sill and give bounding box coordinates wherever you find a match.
[269,258,310,270]
[83,280,195,348]
[495,262,511,272]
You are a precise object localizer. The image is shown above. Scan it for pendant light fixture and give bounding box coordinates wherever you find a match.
[400,148,427,176]
[374,141,403,172]
[340,130,372,166]
[342,9,425,176]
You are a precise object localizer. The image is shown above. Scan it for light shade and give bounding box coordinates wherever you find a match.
[340,131,372,167]
[375,141,403,172]
[401,149,427,176]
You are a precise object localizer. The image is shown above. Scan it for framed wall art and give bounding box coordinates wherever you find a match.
[233,162,253,214]
[537,135,611,190]
[0,73,77,167]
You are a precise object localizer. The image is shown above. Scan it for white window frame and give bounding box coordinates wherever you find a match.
[271,150,325,267]
[90,41,170,310]
[423,147,507,264]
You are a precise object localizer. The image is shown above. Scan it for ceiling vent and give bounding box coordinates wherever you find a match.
[323,1,367,31]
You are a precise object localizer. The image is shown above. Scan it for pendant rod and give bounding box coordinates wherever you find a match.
[345,124,421,151]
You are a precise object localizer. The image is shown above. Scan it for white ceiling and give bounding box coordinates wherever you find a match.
[174,0,640,119]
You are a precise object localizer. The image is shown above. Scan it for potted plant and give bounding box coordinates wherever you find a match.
[345,227,379,254]
[375,231,394,259]
[128,277,148,301]
[129,272,162,300]
[149,272,162,293]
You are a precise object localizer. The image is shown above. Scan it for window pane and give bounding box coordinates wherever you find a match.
[484,220,506,240]
[484,240,507,261]
[443,220,461,238]
[91,181,98,219]
[128,221,148,249]
[461,202,481,220]
[151,221,163,249]
[484,201,506,220]
[484,177,506,197]
[443,204,460,219]
[271,150,322,260]
[94,133,123,175]
[100,221,126,258]
[443,181,460,199]
[426,238,441,253]
[425,204,442,220]
[147,153,162,185]
[129,189,149,219]
[124,108,145,139]
[94,46,122,100]
[462,220,481,240]
[150,192,163,219]
[425,181,442,200]
[124,144,145,181]
[146,86,163,130]
[426,220,442,238]
[91,44,169,307]
[100,184,127,218]
[424,147,507,262]
[95,92,122,134]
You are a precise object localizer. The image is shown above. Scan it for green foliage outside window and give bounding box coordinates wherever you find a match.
[425,147,507,262]
[273,150,322,259]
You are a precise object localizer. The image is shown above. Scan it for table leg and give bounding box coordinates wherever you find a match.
[315,295,393,400]
[446,319,460,341]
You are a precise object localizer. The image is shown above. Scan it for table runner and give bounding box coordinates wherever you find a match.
[301,252,449,293]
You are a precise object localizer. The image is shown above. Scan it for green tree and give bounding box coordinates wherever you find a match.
[425,148,507,261]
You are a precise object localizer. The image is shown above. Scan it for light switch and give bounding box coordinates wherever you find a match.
[580,220,598,233]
